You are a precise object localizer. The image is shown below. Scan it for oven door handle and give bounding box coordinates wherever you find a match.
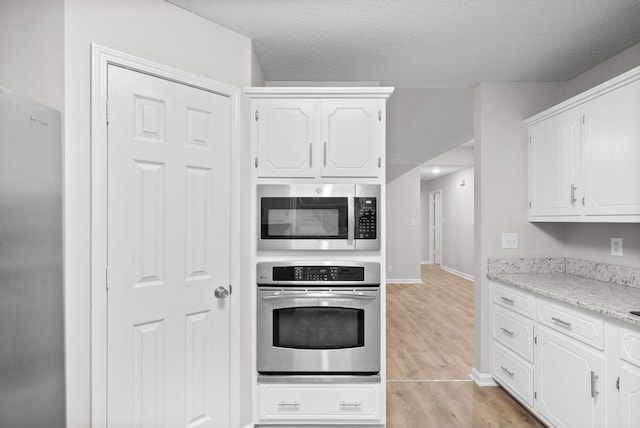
[261,292,377,300]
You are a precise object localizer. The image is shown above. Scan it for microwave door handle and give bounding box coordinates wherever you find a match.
[261,292,376,300]
[347,197,355,244]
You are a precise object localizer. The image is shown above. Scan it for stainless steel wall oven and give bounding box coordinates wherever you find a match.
[257,261,380,380]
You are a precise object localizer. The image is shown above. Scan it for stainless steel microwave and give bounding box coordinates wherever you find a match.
[257,184,380,251]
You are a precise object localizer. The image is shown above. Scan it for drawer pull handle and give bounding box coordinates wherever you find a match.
[551,316,572,329]
[340,401,362,408]
[278,401,300,408]
[500,327,514,337]
[500,366,515,378]
[591,371,599,398]
[500,296,515,305]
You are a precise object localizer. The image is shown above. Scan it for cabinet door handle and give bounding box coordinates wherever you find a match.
[570,184,577,205]
[500,366,515,378]
[500,327,514,337]
[309,143,313,167]
[323,141,327,166]
[591,371,599,398]
[278,401,300,408]
[500,296,515,305]
[551,316,572,329]
[340,401,362,408]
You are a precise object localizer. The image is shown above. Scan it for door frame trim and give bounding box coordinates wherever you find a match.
[428,188,442,265]
[90,44,241,427]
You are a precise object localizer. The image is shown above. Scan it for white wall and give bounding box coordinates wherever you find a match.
[565,43,640,98]
[386,165,422,282]
[473,82,567,374]
[421,167,475,278]
[0,0,64,111]
[62,1,253,426]
[386,88,473,165]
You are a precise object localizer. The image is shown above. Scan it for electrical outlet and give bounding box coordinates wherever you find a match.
[387,265,393,273]
[502,233,519,249]
[611,238,623,256]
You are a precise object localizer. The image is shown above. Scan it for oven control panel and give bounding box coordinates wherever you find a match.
[257,261,380,286]
[274,265,364,282]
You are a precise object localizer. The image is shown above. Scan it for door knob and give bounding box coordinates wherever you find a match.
[214,286,229,299]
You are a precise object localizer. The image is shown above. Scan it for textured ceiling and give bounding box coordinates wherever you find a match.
[168,0,640,88]
[166,0,640,166]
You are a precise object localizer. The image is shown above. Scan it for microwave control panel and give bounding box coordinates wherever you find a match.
[355,197,377,240]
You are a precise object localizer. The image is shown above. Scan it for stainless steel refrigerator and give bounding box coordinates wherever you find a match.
[0,86,65,427]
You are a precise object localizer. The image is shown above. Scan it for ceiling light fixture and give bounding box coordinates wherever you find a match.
[433,167,441,174]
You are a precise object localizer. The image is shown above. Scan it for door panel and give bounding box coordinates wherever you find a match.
[321,99,380,177]
[107,64,231,427]
[257,99,316,177]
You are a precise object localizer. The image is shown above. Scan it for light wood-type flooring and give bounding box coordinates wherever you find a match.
[386,264,544,427]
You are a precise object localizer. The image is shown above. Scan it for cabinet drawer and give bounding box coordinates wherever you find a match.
[259,384,380,421]
[620,325,640,367]
[536,299,604,350]
[492,343,534,407]
[492,282,534,319]
[492,304,534,363]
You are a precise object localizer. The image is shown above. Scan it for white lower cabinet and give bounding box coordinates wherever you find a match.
[259,383,381,423]
[618,362,640,428]
[491,281,640,428]
[535,325,605,428]
[492,343,534,407]
[618,325,640,428]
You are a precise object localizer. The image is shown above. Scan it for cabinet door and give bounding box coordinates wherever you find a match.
[528,108,582,218]
[582,79,640,216]
[256,99,317,178]
[320,99,381,177]
[619,362,640,428]
[536,325,605,428]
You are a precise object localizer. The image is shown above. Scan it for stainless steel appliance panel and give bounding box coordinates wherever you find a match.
[257,183,380,251]
[257,260,381,286]
[0,87,65,427]
[256,260,381,376]
[257,288,380,374]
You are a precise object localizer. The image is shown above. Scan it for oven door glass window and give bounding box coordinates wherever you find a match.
[261,197,348,239]
[273,307,364,349]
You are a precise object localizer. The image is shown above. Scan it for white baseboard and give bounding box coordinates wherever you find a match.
[441,265,474,282]
[386,278,422,284]
[470,368,497,387]
[420,260,433,265]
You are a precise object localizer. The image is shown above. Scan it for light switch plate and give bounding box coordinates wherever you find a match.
[502,233,519,249]
[611,238,623,256]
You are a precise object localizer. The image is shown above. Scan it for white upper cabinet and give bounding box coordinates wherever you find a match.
[321,99,381,177]
[245,88,393,179]
[528,108,582,218]
[582,79,640,217]
[256,99,317,178]
[525,65,640,222]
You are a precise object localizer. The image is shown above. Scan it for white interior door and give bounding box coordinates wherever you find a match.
[432,190,442,265]
[106,64,231,428]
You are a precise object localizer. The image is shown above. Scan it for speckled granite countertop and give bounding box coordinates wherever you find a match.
[487,258,640,328]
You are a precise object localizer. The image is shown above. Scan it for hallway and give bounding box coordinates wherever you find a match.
[386,264,544,427]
